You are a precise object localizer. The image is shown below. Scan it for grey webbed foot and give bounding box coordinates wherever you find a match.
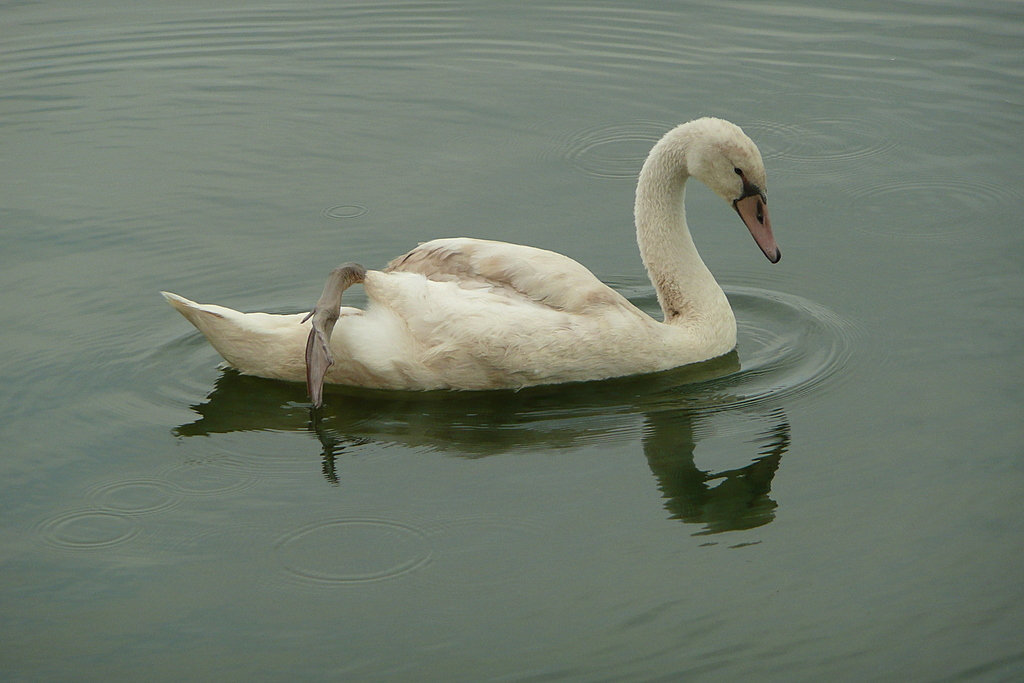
[302,263,366,407]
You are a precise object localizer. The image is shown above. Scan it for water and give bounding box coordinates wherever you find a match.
[2,0,1022,679]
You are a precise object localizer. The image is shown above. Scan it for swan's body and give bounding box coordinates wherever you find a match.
[164,117,779,403]
[164,238,728,391]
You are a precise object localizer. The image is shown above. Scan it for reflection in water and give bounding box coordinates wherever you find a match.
[175,359,789,534]
[643,409,788,534]
[311,418,344,486]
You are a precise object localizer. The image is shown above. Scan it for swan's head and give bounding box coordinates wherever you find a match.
[683,118,780,263]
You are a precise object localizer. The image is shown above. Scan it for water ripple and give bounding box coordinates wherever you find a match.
[86,479,184,516]
[37,510,141,551]
[555,121,669,179]
[697,286,856,411]
[553,115,902,182]
[321,204,368,220]
[621,286,856,415]
[158,458,260,497]
[743,116,902,174]
[275,518,433,586]
[846,176,1015,239]
[1,3,466,82]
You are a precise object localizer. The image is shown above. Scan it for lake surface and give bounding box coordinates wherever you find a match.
[2,0,1022,679]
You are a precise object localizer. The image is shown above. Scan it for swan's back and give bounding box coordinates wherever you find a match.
[386,238,636,315]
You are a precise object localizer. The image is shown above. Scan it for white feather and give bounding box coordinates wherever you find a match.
[164,117,779,391]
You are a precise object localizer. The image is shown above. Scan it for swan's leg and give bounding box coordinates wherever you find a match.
[301,263,366,407]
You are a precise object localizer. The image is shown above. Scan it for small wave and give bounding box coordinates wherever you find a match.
[321,204,368,220]
[157,458,260,497]
[0,3,466,83]
[37,510,141,551]
[685,286,856,411]
[275,518,433,586]
[846,176,1014,239]
[555,121,669,179]
[85,479,184,516]
[744,116,901,175]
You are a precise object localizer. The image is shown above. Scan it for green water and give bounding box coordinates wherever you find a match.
[2,1,1022,679]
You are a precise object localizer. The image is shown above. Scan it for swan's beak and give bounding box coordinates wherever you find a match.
[734,193,780,263]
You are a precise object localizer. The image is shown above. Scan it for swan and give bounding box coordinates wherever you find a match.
[163,117,780,406]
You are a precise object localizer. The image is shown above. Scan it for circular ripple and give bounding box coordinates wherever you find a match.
[38,511,140,551]
[321,204,368,220]
[557,121,669,179]
[614,284,856,413]
[846,177,1013,239]
[159,459,260,496]
[680,286,857,411]
[556,116,897,181]
[276,518,433,585]
[86,479,184,515]
[740,119,808,164]
[744,116,900,173]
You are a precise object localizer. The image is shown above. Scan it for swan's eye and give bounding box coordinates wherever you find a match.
[734,167,743,176]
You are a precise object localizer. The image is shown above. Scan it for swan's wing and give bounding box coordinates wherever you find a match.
[385,237,636,314]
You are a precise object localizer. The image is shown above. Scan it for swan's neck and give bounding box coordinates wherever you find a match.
[634,136,732,329]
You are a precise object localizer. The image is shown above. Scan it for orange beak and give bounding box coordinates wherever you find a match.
[734,193,780,263]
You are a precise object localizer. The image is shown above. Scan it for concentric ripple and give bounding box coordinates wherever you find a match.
[845,177,1014,239]
[687,286,856,411]
[38,510,141,551]
[610,284,855,415]
[86,479,184,515]
[556,121,669,178]
[742,116,902,175]
[556,115,903,182]
[321,204,368,220]
[157,459,260,497]
[275,518,433,585]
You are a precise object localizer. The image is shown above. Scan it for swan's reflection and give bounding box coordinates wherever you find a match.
[642,408,787,534]
[174,355,790,534]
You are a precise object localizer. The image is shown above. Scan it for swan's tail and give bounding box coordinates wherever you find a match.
[160,291,308,382]
[162,291,232,329]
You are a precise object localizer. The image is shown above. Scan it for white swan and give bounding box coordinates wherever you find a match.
[163,117,779,406]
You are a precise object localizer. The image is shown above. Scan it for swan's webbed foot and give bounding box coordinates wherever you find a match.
[302,263,366,407]
[303,316,335,409]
